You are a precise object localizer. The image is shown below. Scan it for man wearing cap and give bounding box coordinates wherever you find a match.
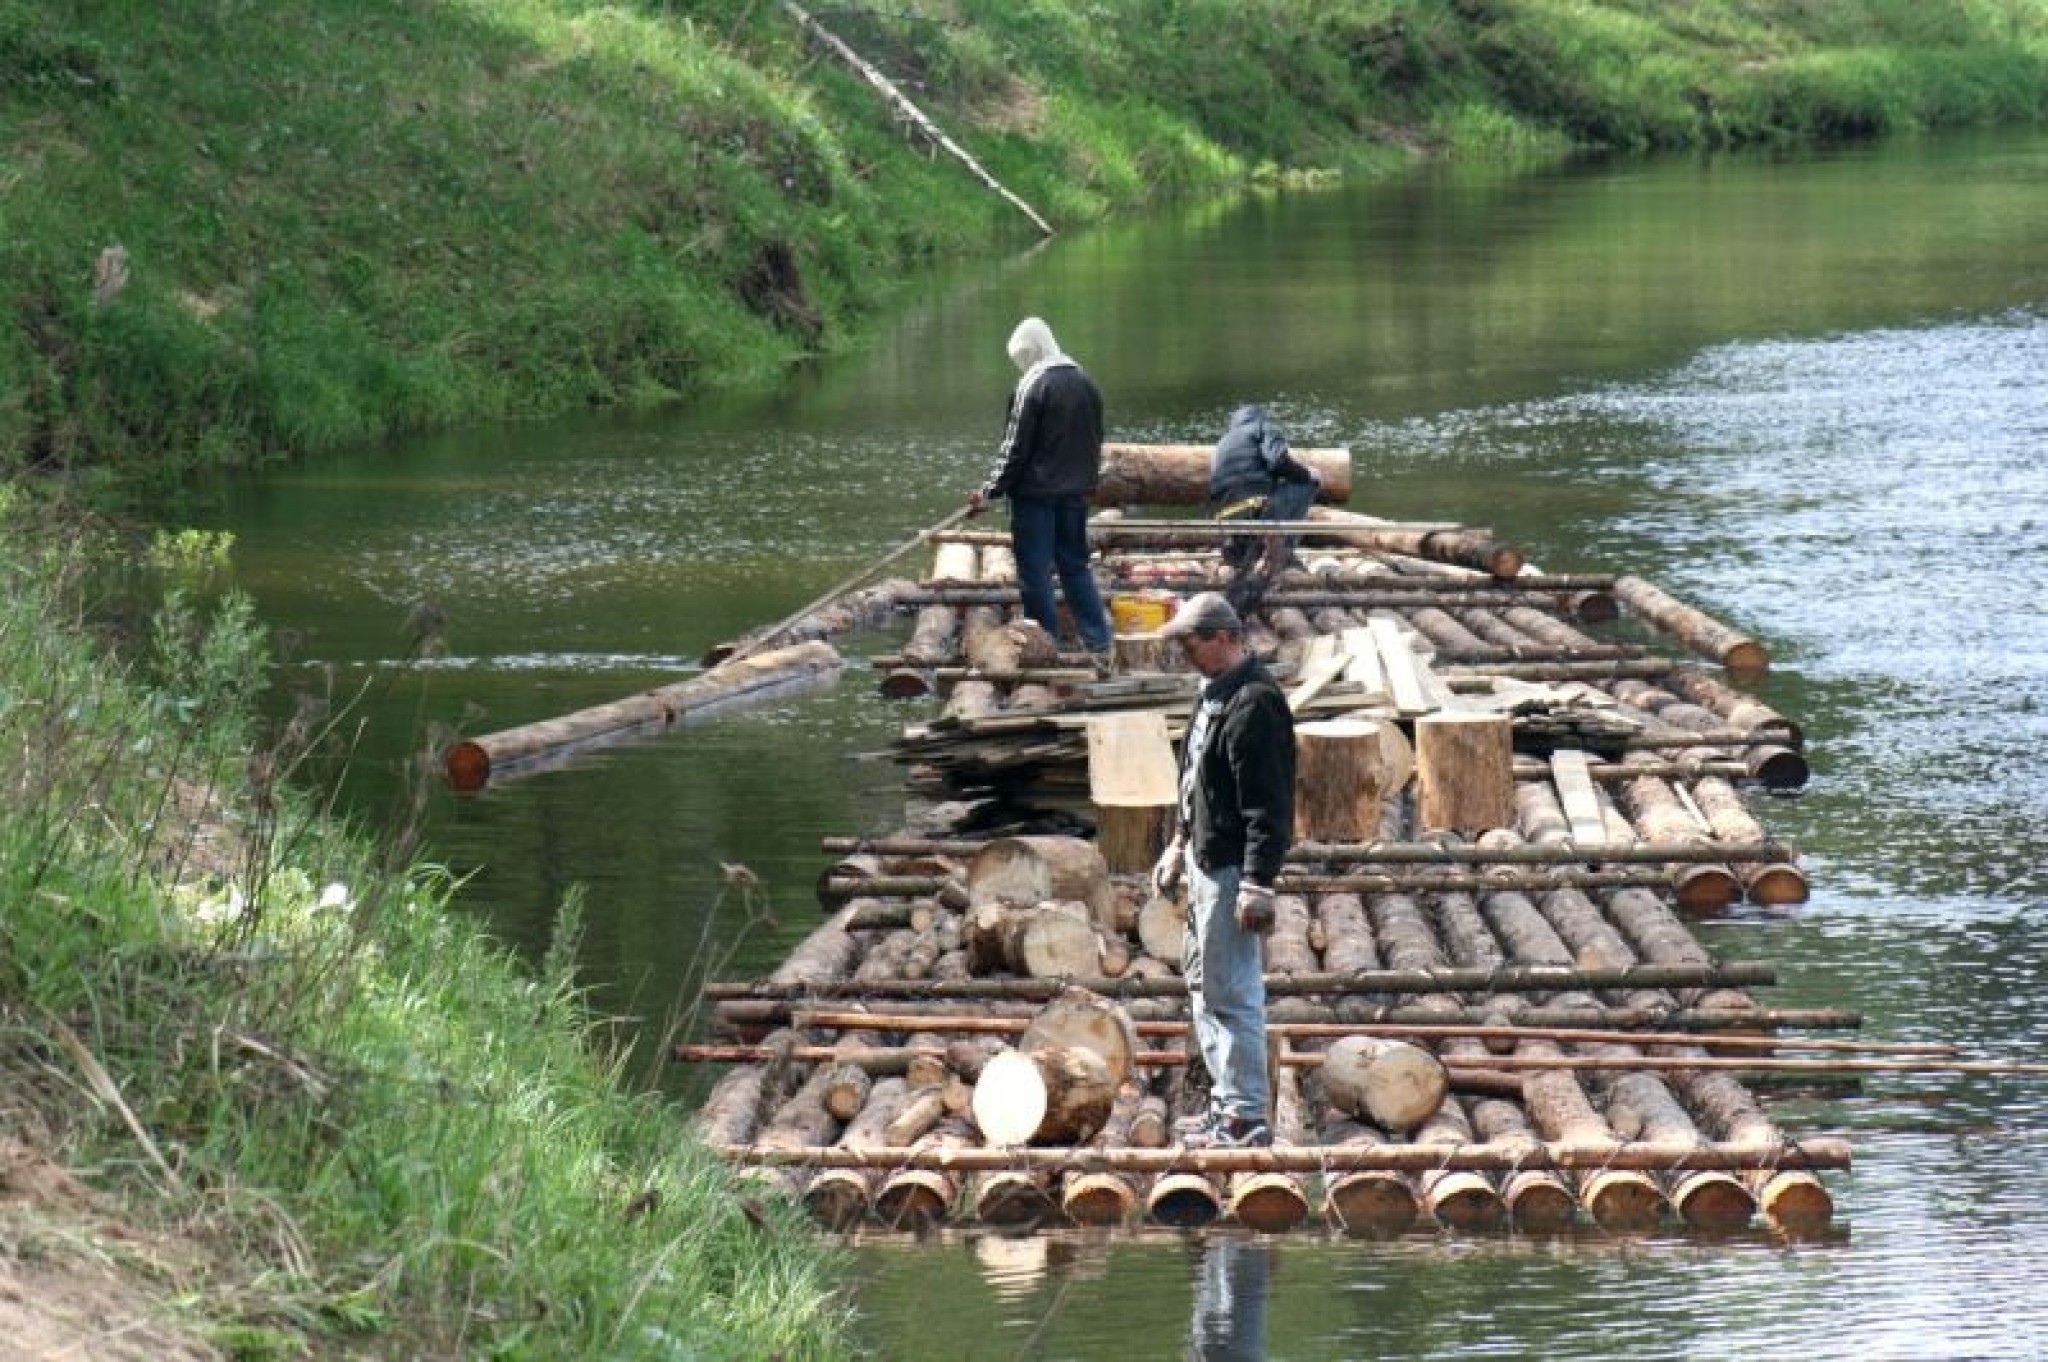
[1149,591,1296,1149]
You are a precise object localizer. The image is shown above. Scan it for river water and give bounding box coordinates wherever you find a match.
[204,131,2048,1359]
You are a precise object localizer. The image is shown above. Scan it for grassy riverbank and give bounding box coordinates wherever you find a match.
[3,1,2046,497]
[0,501,849,1356]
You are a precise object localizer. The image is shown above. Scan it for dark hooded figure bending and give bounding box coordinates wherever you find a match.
[966,317,1114,659]
[1209,403,1323,613]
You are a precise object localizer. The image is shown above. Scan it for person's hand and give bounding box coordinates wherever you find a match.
[1150,836,1186,900]
[1234,883,1276,934]
[966,489,987,517]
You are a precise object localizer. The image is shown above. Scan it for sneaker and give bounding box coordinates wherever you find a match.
[1181,1114,1272,1150]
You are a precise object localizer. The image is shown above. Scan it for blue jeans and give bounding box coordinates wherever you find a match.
[1220,478,1319,573]
[1009,495,1112,652]
[1182,855,1269,1123]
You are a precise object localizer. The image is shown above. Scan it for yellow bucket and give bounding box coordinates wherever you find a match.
[1110,592,1175,635]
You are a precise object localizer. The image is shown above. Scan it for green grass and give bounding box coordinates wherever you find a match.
[0,493,851,1358]
[4,1,2046,498]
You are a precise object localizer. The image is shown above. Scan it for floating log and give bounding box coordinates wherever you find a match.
[804,1077,913,1228]
[1613,576,1768,674]
[1664,668,1803,746]
[1516,1041,1665,1229]
[1669,1056,1834,1235]
[1319,1036,1449,1134]
[1307,508,1525,579]
[1692,777,1810,905]
[1413,1090,1504,1230]
[443,639,844,790]
[871,1116,972,1229]
[1229,1061,1313,1232]
[1097,444,1352,505]
[1061,1082,1146,1225]
[1598,1064,1755,1230]
[1463,1086,1577,1232]
[1289,840,1797,866]
[821,867,1700,902]
[1318,1111,1422,1237]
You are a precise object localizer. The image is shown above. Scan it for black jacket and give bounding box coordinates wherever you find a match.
[981,361,1105,501]
[1208,403,1318,505]
[1178,655,1295,887]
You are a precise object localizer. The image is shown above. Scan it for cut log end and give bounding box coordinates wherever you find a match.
[1425,1173,1505,1230]
[1146,1172,1223,1228]
[1063,1172,1139,1226]
[1758,1171,1834,1236]
[1323,1173,1421,1238]
[873,1172,953,1230]
[1503,1175,1579,1233]
[1581,1170,1666,1230]
[1671,1171,1757,1231]
[1229,1173,1311,1232]
[444,740,490,792]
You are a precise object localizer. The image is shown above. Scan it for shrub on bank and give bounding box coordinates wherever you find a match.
[0,498,850,1357]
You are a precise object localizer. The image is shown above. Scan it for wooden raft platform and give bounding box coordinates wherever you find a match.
[684,480,1857,1238]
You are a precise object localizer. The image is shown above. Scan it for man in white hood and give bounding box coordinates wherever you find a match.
[967,317,1114,657]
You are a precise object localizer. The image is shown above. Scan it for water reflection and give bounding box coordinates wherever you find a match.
[1186,1235,1272,1362]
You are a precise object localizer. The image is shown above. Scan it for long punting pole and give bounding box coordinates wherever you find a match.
[713,1138,1852,1174]
[713,1000,1864,1031]
[701,962,1775,1002]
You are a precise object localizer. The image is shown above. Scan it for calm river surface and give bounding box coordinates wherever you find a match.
[203,132,2048,1359]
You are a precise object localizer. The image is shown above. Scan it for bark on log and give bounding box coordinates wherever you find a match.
[1692,776,1809,905]
[1614,764,1742,911]
[872,1116,973,1229]
[1098,443,1351,506]
[1020,989,1141,1089]
[1320,1036,1449,1133]
[972,1045,1116,1145]
[1060,1081,1147,1225]
[963,901,1102,978]
[1614,576,1768,674]
[1412,1090,1504,1230]
[968,835,1114,927]
[1463,1091,1577,1232]
[1599,1064,1755,1230]
[693,1066,768,1148]
[804,1077,913,1228]
[442,640,842,790]
[1516,1040,1664,1229]
[1137,895,1189,966]
[1294,719,1398,842]
[1668,1058,1833,1234]
[1318,1112,1422,1237]
[1664,669,1802,746]
[1416,711,1515,834]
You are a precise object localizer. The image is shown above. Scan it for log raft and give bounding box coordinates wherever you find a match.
[682,487,1912,1237]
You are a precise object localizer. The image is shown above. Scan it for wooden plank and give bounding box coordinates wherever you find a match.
[1549,750,1610,846]
[1369,616,1432,717]
[1341,626,1386,695]
[1085,711,1179,806]
[1288,647,1352,715]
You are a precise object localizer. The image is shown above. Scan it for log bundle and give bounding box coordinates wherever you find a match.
[681,500,1879,1238]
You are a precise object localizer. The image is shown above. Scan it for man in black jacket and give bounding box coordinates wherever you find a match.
[1150,591,1296,1149]
[1209,403,1323,613]
[966,317,1113,657]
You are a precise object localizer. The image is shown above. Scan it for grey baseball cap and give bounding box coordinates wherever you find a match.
[1158,591,1243,638]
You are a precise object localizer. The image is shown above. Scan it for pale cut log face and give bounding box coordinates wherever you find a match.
[972,1049,1046,1146]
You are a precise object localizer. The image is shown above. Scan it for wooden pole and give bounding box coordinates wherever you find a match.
[818,835,1800,866]
[702,961,1776,1003]
[714,1138,1852,1174]
[780,1010,1948,1055]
